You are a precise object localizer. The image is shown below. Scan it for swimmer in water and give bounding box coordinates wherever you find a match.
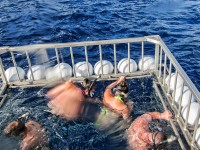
[4,114,49,150]
[46,78,96,121]
[103,76,132,120]
[126,110,173,150]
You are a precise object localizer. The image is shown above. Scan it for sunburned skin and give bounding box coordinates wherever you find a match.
[103,76,131,120]
[47,80,86,120]
[127,110,173,150]
[4,120,48,150]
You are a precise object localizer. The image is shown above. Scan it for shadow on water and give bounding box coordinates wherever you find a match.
[0,77,182,149]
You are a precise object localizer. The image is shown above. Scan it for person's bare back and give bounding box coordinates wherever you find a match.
[47,81,86,120]
[127,110,173,150]
[4,119,48,150]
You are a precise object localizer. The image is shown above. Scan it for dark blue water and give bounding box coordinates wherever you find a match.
[1,78,180,150]
[0,0,199,149]
[0,0,200,90]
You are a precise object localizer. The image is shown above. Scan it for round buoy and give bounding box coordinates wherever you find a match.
[54,63,72,78]
[94,60,113,75]
[165,73,184,91]
[181,102,200,126]
[45,63,72,80]
[195,127,200,147]
[174,86,195,107]
[138,56,155,71]
[27,65,46,80]
[5,67,25,82]
[117,58,137,73]
[75,61,93,77]
[45,67,56,80]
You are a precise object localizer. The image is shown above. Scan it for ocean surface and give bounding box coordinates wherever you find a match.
[0,0,199,149]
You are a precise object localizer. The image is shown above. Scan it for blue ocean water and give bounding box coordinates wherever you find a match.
[0,0,199,149]
[0,0,200,90]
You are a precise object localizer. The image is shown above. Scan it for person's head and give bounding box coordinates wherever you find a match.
[82,78,95,96]
[152,131,166,145]
[115,80,128,98]
[4,120,26,136]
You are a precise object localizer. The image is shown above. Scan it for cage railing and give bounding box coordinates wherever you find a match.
[0,35,200,149]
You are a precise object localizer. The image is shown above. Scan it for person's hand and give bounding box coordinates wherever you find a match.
[161,110,173,121]
[117,76,125,84]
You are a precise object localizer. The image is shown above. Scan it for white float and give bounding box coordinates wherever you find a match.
[138,56,155,71]
[5,67,25,82]
[27,65,46,80]
[174,86,195,107]
[195,127,200,147]
[45,63,72,80]
[94,60,113,75]
[75,61,93,77]
[181,102,200,126]
[45,67,56,80]
[117,58,137,73]
[165,73,184,91]
[54,63,72,78]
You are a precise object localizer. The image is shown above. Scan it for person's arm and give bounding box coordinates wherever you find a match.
[147,110,172,121]
[105,76,125,91]
[122,105,131,120]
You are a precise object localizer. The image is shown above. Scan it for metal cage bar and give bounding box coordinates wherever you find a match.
[10,51,21,81]
[0,35,199,149]
[25,51,34,81]
[84,46,90,77]
[113,44,117,75]
[70,47,76,78]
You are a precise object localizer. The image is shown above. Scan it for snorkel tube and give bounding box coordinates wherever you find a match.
[86,75,101,97]
[153,134,177,149]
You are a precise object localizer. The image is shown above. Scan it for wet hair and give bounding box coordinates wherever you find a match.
[119,81,128,93]
[83,78,91,89]
[4,120,26,136]
[152,131,166,145]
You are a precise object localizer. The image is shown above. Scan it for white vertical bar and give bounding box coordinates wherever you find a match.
[84,46,90,77]
[10,51,21,81]
[99,45,103,75]
[141,41,144,71]
[163,53,167,84]
[70,47,76,78]
[128,43,130,73]
[159,47,163,78]
[113,44,117,75]
[25,51,34,81]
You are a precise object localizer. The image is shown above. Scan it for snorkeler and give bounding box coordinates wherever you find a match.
[46,78,96,121]
[103,76,132,120]
[4,113,49,150]
[126,110,173,150]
